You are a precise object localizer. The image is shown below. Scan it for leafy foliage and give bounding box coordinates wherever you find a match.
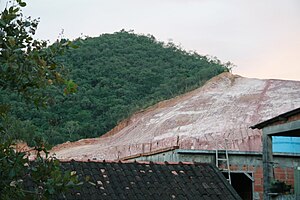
[0,141,81,200]
[0,0,78,107]
[0,0,80,199]
[3,30,232,145]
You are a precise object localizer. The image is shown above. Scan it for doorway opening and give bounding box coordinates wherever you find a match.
[222,171,253,200]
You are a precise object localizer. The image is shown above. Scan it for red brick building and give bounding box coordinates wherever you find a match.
[251,107,300,199]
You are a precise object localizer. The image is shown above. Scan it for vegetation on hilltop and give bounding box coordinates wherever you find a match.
[2,30,233,146]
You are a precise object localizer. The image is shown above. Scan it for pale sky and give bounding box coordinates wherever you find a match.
[3,0,300,80]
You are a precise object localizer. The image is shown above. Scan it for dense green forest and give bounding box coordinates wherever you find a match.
[1,30,231,146]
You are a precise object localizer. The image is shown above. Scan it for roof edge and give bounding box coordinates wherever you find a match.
[59,159,212,166]
[250,107,300,129]
[210,164,242,200]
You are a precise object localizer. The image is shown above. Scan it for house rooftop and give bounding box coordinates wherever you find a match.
[43,160,241,200]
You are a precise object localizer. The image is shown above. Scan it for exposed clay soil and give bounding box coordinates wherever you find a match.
[51,72,300,161]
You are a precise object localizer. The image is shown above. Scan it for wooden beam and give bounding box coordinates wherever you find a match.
[263,120,300,136]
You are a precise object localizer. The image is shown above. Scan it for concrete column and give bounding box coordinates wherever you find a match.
[262,133,273,200]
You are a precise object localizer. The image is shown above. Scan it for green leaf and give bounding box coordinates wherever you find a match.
[9,6,14,13]
[19,2,27,7]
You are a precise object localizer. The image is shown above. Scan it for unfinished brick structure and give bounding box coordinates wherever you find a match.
[252,107,300,199]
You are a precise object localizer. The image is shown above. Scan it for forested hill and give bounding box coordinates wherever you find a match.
[2,31,231,146]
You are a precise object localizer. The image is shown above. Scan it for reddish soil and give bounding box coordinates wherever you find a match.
[51,72,300,161]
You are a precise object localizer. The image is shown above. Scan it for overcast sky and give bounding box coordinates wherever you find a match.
[4,0,300,80]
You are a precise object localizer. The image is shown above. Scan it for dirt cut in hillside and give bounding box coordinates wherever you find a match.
[52,72,300,161]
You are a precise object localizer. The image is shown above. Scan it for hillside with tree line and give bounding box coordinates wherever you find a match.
[1,30,232,146]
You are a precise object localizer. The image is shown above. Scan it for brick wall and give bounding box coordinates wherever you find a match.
[227,164,295,200]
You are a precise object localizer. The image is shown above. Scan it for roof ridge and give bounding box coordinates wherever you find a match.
[59,159,210,166]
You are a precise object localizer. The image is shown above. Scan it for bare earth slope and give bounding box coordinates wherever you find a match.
[52,73,300,161]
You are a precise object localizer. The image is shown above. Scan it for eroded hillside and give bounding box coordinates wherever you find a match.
[52,72,300,160]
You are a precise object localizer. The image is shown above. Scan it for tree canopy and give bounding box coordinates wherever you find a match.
[2,30,232,146]
[0,1,80,199]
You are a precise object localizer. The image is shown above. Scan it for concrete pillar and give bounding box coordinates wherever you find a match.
[262,133,273,200]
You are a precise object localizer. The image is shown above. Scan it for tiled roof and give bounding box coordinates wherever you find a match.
[56,160,241,200]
